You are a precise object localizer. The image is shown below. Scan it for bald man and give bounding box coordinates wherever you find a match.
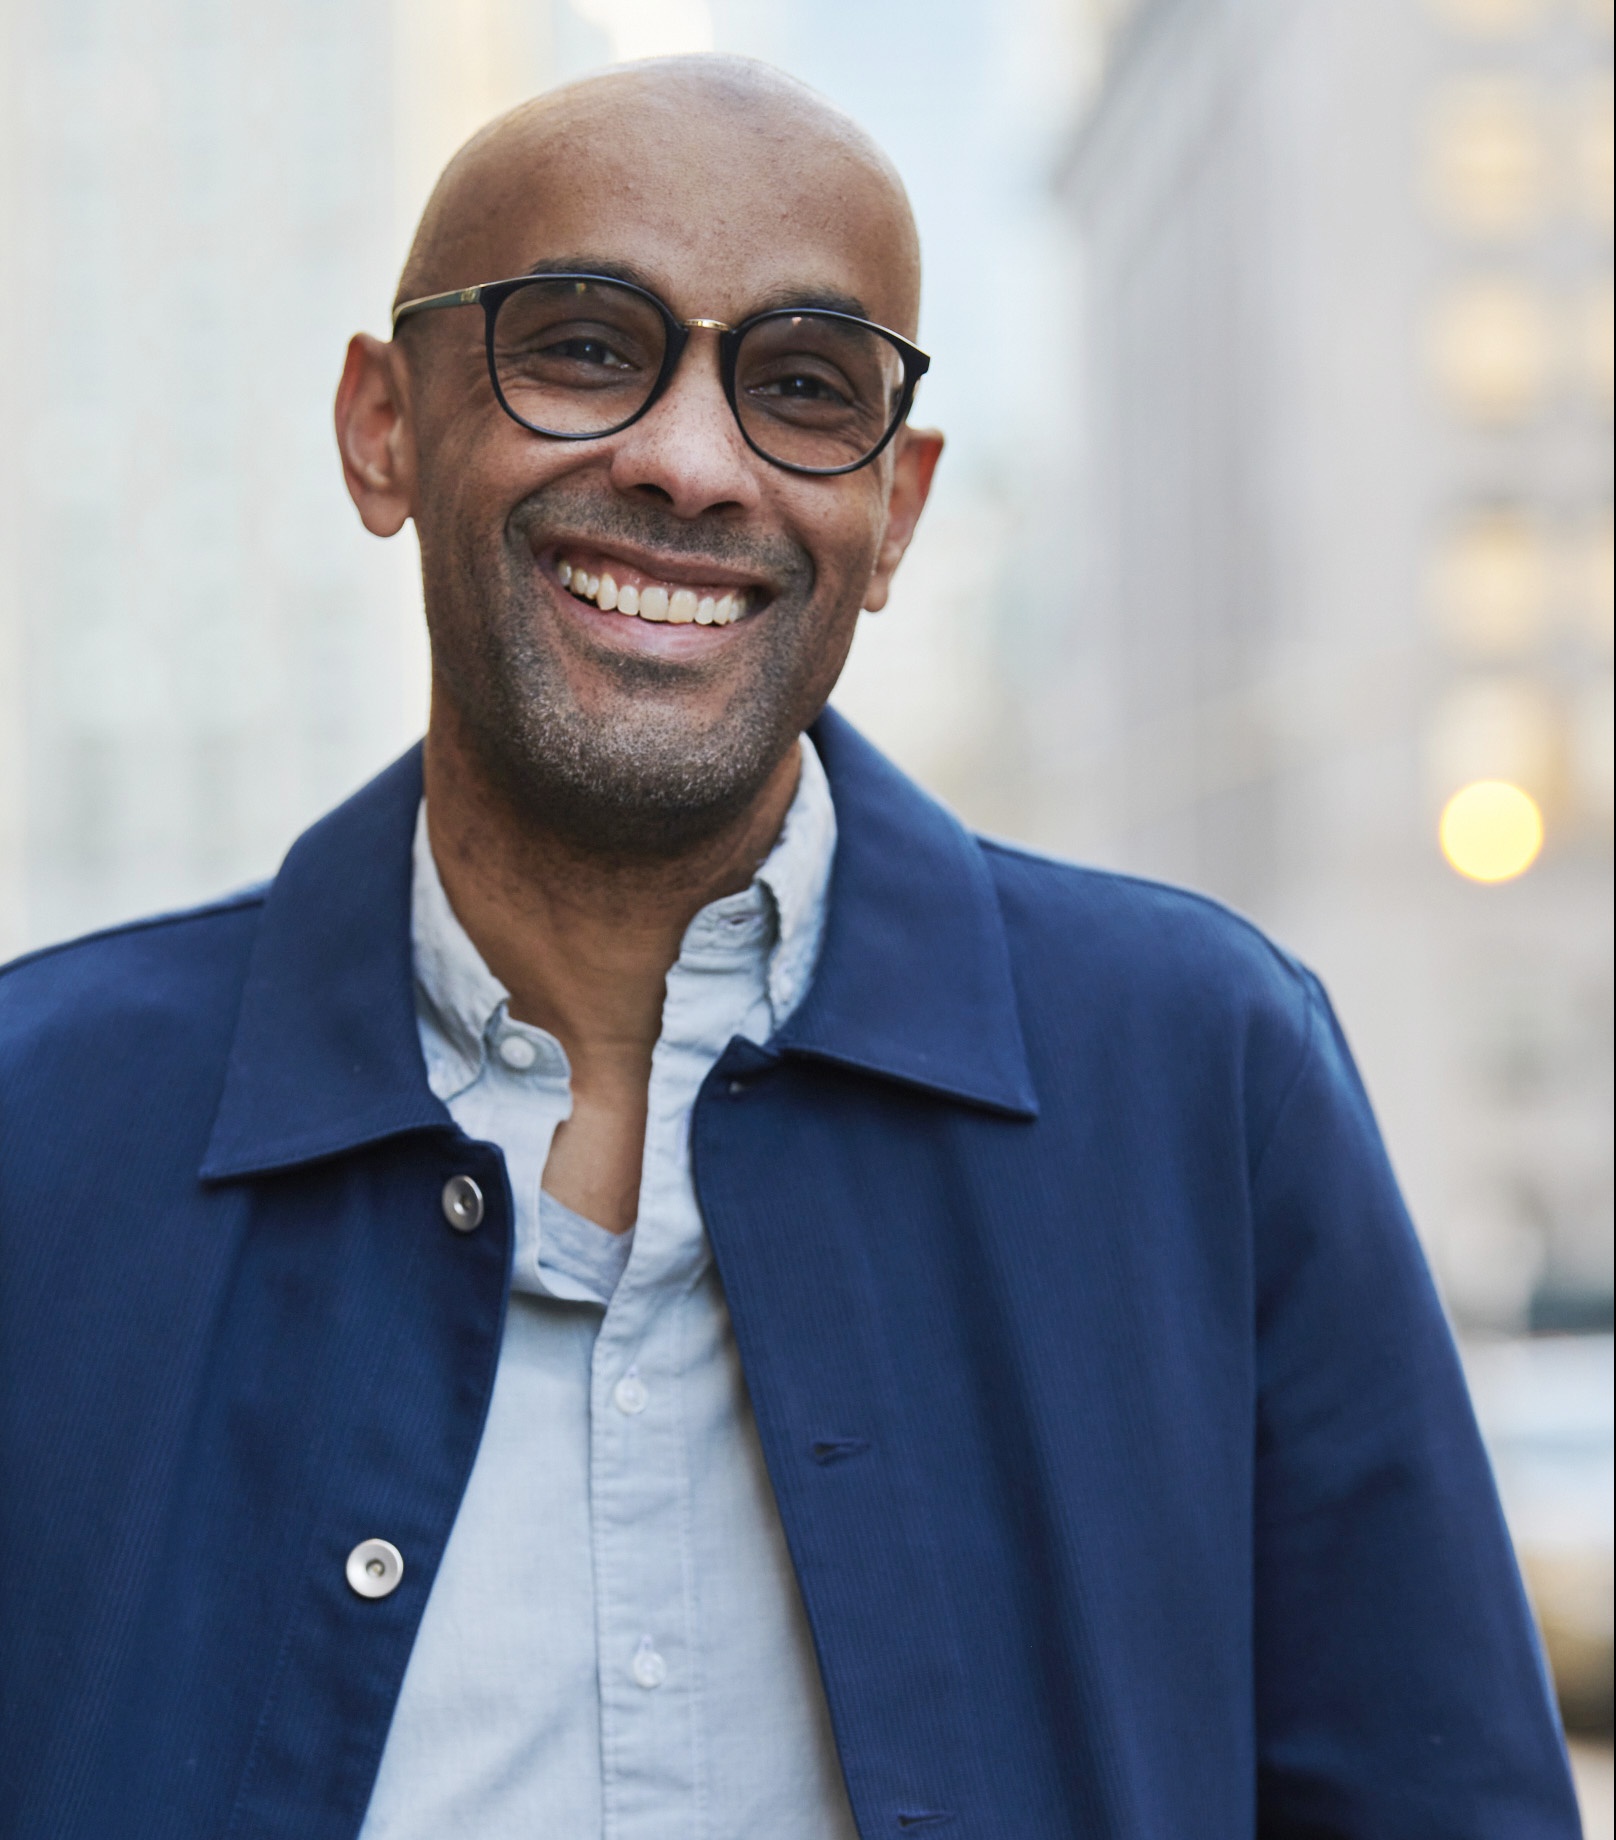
[0,56,1580,1840]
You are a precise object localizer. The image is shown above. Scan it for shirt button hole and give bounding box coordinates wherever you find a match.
[810,1436,870,1465]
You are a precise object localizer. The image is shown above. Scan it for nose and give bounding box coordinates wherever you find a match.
[605,330,763,520]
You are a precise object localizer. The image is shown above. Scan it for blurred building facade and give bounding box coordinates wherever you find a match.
[1052,0,1613,1732]
[1053,0,1613,1341]
[0,0,567,957]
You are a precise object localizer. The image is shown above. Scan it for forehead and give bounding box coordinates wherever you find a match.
[451,90,917,334]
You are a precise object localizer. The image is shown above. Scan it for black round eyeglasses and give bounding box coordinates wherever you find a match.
[391,271,930,477]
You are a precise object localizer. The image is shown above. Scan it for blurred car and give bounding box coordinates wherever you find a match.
[1464,1333,1614,1732]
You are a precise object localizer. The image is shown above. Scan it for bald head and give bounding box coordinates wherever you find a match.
[397,56,922,338]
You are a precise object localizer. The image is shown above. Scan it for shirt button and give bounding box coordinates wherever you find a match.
[441,1174,484,1233]
[631,1636,667,1689]
[613,1370,649,1416]
[346,1538,404,1599]
[496,1033,538,1071]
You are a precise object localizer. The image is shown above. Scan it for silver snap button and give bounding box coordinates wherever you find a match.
[441,1174,484,1233]
[346,1537,404,1599]
[497,1033,538,1071]
[613,1370,649,1416]
[631,1636,667,1689]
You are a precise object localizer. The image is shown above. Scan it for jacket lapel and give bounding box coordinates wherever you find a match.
[201,747,447,1182]
[692,711,1041,1830]
[789,711,1037,1118]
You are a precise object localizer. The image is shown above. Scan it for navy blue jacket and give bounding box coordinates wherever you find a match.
[0,713,1578,1838]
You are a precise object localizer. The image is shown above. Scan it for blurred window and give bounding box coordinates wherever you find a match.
[1431,508,1551,653]
[1426,78,1546,237]
[1428,674,1559,802]
[1572,75,1615,230]
[1427,0,1550,37]
[1571,675,1616,819]
[1430,279,1554,419]
[1576,281,1615,411]
[1568,511,1616,654]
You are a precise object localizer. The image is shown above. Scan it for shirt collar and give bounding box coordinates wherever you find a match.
[409,802,511,1102]
[758,734,836,1024]
[201,712,1033,1183]
[409,734,837,1101]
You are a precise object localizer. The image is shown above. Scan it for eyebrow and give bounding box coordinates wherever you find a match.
[519,255,873,325]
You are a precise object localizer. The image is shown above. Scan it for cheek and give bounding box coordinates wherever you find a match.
[415,350,537,510]
[417,420,553,576]
[791,480,890,599]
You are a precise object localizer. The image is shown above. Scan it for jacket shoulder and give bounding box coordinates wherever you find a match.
[0,889,266,1077]
[976,837,1323,1153]
[977,836,1312,1010]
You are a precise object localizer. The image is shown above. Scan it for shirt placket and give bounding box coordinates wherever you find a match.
[590,1033,711,1838]
[399,770,840,1840]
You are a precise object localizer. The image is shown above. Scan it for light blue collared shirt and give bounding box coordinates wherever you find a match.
[358,737,860,1840]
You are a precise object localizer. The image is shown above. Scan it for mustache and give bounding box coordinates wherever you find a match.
[507,480,813,591]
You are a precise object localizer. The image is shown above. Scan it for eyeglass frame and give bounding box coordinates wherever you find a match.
[390,270,931,478]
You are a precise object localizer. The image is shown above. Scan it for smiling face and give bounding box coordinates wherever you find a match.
[340,59,940,860]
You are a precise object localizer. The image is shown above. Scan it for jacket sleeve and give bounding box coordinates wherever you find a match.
[1249,974,1580,1838]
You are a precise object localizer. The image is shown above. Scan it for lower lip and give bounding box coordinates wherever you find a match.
[548,578,759,656]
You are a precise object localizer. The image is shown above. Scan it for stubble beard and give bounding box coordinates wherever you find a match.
[424,482,841,862]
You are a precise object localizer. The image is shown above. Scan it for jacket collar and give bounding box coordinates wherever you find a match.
[777,711,1036,1116]
[201,748,447,1180]
[202,711,1035,1181]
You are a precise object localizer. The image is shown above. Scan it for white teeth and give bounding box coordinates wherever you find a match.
[560,561,748,624]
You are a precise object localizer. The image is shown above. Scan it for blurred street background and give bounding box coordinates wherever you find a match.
[1,0,1610,1820]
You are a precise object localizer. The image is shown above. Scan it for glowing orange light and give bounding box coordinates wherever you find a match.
[1439,780,1544,881]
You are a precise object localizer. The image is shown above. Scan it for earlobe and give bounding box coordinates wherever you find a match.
[334,333,416,538]
[862,426,944,612]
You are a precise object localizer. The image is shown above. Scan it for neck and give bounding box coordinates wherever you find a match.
[421,708,803,1072]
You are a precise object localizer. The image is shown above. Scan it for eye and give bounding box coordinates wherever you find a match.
[747,366,861,410]
[536,334,635,371]
[769,371,854,404]
[766,372,834,399]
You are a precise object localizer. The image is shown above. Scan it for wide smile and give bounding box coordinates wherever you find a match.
[551,547,768,630]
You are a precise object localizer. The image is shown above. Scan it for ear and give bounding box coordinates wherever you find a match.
[862,425,944,612]
[334,333,418,538]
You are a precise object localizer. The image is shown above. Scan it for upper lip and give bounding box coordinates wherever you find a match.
[540,537,774,596]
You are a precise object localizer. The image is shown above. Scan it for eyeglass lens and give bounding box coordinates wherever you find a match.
[490,277,908,471]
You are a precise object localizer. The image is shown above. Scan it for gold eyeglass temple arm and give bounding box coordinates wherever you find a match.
[391,286,483,332]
